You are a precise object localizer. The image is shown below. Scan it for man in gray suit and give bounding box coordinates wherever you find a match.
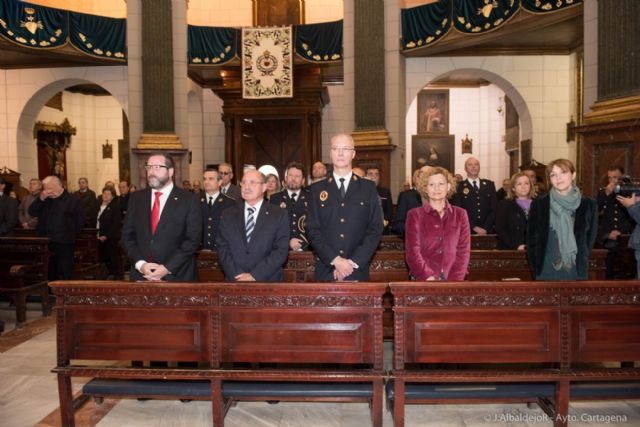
[122,153,202,281]
[218,162,241,200]
[216,169,289,281]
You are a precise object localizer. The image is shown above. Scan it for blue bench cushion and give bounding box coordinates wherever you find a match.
[570,382,640,398]
[386,381,555,400]
[83,379,373,399]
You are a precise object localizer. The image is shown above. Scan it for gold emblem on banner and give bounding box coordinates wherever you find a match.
[21,8,43,35]
[319,191,328,201]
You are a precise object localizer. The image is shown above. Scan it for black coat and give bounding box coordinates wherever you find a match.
[74,189,97,226]
[452,179,497,233]
[270,189,310,249]
[122,186,202,281]
[495,199,528,250]
[306,174,384,281]
[526,193,598,280]
[392,189,421,237]
[96,200,122,241]
[200,192,235,250]
[29,190,84,244]
[216,201,289,281]
[596,189,635,243]
[377,186,393,233]
[0,194,18,236]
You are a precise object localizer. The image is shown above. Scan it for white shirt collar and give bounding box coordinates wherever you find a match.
[206,191,220,202]
[333,171,353,191]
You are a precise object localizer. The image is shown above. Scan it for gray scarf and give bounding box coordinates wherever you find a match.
[549,186,581,271]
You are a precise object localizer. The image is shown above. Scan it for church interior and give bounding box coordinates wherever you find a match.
[0,0,639,426]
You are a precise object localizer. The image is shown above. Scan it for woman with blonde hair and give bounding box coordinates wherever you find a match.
[265,173,281,200]
[496,171,536,250]
[405,167,470,281]
[527,159,597,280]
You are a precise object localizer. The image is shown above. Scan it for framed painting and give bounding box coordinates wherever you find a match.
[412,135,455,173]
[417,89,449,134]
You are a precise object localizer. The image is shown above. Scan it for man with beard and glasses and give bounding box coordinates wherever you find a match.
[270,162,310,251]
[122,153,202,281]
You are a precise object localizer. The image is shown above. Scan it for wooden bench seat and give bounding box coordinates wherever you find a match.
[388,281,640,427]
[51,281,387,427]
[0,237,51,330]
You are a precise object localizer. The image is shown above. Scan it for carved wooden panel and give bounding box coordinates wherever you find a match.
[253,0,303,26]
[240,118,303,173]
[221,311,372,364]
[593,142,634,190]
[404,310,559,363]
[66,309,210,362]
[572,310,640,362]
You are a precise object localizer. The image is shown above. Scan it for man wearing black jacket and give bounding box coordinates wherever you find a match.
[29,176,84,280]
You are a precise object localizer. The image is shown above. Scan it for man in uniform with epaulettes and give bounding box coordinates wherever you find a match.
[201,168,235,250]
[270,162,310,251]
[452,157,497,235]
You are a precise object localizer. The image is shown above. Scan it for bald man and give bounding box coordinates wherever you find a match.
[29,176,84,280]
[452,157,497,235]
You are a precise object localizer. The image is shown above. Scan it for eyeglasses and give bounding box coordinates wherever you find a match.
[219,171,231,176]
[331,146,355,152]
[145,164,169,171]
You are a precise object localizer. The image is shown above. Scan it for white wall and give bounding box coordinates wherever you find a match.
[405,55,575,184]
[35,91,124,191]
[202,90,225,168]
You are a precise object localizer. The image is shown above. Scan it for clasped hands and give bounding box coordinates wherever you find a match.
[141,262,169,281]
[332,256,358,281]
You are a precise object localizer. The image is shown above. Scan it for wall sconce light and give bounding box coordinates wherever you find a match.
[497,97,505,117]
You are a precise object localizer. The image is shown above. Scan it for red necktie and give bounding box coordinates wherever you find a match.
[151,191,162,234]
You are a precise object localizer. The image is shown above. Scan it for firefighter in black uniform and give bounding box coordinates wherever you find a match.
[452,157,497,234]
[597,166,636,278]
[201,169,234,250]
[270,162,310,251]
[306,134,384,281]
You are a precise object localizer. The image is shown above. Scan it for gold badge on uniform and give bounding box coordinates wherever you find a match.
[463,188,470,195]
[280,202,287,209]
[320,191,328,201]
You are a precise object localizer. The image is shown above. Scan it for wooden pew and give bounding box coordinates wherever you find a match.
[388,281,640,427]
[51,281,386,427]
[197,249,607,283]
[0,237,51,330]
[14,228,101,279]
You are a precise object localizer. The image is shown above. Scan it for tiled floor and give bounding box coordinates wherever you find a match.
[1,304,638,427]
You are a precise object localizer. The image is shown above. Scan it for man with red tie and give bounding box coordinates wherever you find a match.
[122,153,202,281]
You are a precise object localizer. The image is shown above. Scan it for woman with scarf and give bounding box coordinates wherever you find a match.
[526,159,598,280]
[496,172,536,250]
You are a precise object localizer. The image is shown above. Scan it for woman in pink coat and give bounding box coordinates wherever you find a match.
[405,167,471,281]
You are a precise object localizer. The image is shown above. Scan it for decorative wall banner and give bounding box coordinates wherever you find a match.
[242,26,293,99]
[401,0,583,52]
[0,0,67,48]
[189,25,238,65]
[295,19,342,62]
[69,11,126,60]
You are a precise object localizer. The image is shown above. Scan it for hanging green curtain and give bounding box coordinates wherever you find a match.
[454,0,520,34]
[401,0,451,50]
[0,0,68,48]
[295,20,342,62]
[521,0,582,13]
[188,25,238,65]
[69,12,126,60]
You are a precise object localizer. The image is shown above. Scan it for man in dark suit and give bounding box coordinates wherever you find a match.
[216,169,289,281]
[201,168,234,250]
[122,153,202,281]
[218,162,241,200]
[365,166,393,234]
[0,176,19,236]
[74,177,97,227]
[118,180,131,216]
[392,168,422,237]
[29,176,84,280]
[270,162,310,251]
[596,165,635,278]
[306,134,384,281]
[452,157,497,235]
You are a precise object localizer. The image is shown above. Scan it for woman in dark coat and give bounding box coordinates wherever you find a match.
[496,172,536,250]
[96,186,122,279]
[527,159,598,280]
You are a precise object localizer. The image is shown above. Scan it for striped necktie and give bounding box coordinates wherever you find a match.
[245,206,255,242]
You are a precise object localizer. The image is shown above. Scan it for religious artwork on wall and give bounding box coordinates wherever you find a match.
[417,89,449,134]
[412,135,455,173]
[242,26,293,99]
[461,134,472,154]
[34,118,76,184]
